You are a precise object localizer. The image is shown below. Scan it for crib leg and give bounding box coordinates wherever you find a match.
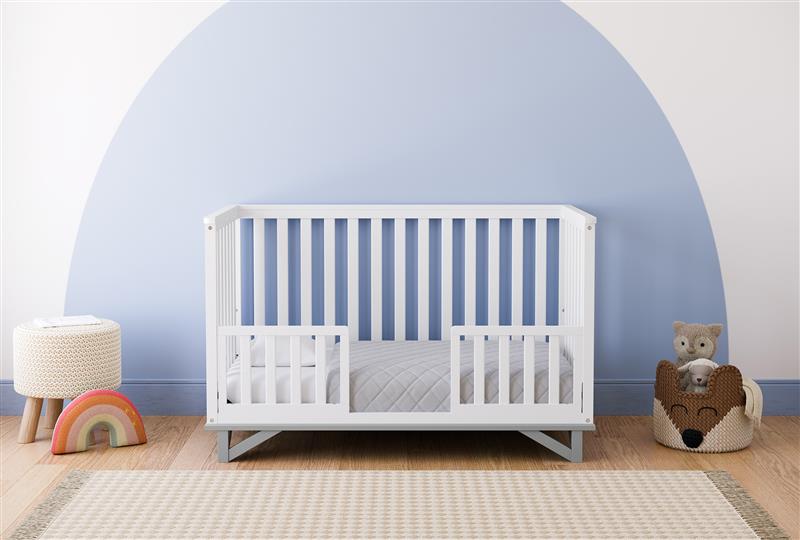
[217,430,280,463]
[570,430,583,463]
[519,430,583,463]
[217,431,231,463]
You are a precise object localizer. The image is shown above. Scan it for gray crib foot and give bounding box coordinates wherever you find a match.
[520,430,583,463]
[217,431,231,463]
[217,430,280,463]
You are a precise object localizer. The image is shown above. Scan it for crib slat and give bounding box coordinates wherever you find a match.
[290,335,301,404]
[548,334,560,405]
[535,218,547,331]
[488,218,500,332]
[240,335,251,404]
[576,226,582,351]
[220,225,227,327]
[217,225,224,327]
[234,220,242,326]
[511,218,523,333]
[573,332,582,406]
[394,219,406,341]
[231,222,236,325]
[315,335,326,404]
[216,227,222,327]
[567,223,573,359]
[571,224,577,357]
[450,333,460,409]
[324,218,336,326]
[568,223,575,359]
[418,218,429,340]
[465,219,477,326]
[347,218,359,341]
[473,337,485,405]
[265,336,276,404]
[498,336,509,404]
[441,218,453,340]
[217,337,228,405]
[558,220,565,326]
[300,219,312,326]
[371,218,382,341]
[231,224,237,359]
[231,225,237,360]
[570,224,576,358]
[226,225,234,362]
[523,335,534,405]
[340,338,350,412]
[577,225,586,386]
[220,227,225,326]
[253,219,265,326]
[277,218,289,326]
[225,224,231,360]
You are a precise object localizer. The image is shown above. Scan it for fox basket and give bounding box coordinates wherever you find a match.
[653,361,753,453]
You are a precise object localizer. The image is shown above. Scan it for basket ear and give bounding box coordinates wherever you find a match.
[708,365,743,394]
[655,360,680,401]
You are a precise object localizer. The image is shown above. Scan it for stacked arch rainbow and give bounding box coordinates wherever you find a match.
[51,389,146,454]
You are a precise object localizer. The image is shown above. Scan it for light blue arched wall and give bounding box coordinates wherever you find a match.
[66,1,727,410]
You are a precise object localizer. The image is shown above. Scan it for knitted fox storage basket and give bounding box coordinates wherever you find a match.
[653,360,753,453]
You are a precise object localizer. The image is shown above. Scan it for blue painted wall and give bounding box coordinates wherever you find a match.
[65,3,727,394]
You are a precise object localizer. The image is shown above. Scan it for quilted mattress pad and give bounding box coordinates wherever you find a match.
[228,340,573,412]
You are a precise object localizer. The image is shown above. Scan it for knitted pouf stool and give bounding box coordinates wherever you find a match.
[13,320,121,443]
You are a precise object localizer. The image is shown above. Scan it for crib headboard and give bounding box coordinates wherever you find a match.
[204,204,595,350]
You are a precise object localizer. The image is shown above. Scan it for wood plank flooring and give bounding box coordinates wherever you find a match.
[1,416,798,538]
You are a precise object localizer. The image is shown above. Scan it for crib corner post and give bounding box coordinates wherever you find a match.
[217,431,231,463]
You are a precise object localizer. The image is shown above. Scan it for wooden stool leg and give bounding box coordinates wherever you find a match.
[18,397,43,443]
[43,398,64,429]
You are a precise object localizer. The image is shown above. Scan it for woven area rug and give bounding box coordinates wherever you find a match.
[12,470,786,539]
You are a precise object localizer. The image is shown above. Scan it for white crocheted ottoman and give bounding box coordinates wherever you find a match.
[13,320,121,443]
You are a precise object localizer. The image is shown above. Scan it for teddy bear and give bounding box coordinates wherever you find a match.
[672,321,723,390]
[677,358,719,393]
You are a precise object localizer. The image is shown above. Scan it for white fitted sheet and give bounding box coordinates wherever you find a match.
[227,340,573,412]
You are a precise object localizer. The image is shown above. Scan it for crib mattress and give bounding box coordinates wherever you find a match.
[227,340,573,412]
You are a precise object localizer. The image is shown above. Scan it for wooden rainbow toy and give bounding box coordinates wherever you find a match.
[51,389,146,454]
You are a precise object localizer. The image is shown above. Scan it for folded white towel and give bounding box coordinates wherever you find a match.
[32,315,101,328]
[741,377,763,428]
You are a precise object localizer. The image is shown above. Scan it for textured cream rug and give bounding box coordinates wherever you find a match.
[12,470,785,539]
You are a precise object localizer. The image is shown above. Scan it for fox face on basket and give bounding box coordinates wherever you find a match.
[653,361,751,452]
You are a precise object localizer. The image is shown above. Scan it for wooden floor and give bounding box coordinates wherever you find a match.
[1,416,798,538]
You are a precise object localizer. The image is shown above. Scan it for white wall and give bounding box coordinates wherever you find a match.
[568,1,799,379]
[0,1,222,379]
[2,1,798,379]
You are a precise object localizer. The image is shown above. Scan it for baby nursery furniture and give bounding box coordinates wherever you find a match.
[13,319,121,443]
[205,205,596,462]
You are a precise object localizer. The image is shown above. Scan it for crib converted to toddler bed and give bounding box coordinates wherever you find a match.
[205,205,595,462]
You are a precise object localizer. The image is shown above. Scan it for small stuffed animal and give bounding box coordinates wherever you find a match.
[673,321,722,389]
[678,358,719,393]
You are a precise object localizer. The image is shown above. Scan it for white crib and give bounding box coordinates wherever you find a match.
[205,205,595,462]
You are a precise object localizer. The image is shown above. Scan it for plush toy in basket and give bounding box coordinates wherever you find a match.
[653,322,763,453]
